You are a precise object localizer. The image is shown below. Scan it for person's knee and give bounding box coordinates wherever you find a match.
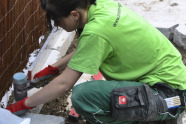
[71,80,110,114]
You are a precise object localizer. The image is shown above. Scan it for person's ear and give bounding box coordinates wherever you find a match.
[71,10,80,20]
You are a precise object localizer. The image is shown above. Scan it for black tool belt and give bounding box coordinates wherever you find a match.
[110,83,185,122]
[152,83,186,115]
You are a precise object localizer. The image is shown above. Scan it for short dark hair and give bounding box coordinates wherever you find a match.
[40,0,96,30]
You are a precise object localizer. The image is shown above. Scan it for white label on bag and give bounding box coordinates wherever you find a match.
[164,96,181,109]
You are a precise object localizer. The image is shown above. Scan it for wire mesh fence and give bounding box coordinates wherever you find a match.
[0,0,47,100]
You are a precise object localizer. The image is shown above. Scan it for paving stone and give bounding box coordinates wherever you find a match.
[21,113,65,124]
[0,108,30,124]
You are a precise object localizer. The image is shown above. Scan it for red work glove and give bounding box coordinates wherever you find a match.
[33,65,59,79]
[6,97,33,115]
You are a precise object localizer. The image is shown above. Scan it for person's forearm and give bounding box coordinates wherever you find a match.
[25,77,67,107]
[25,67,82,107]
[52,50,76,71]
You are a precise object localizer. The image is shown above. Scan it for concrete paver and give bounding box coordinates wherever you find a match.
[21,113,65,124]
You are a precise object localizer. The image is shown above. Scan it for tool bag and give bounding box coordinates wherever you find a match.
[110,83,168,122]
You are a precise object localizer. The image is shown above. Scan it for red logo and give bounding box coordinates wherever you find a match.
[119,96,127,104]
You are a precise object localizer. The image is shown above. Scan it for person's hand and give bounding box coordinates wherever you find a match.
[33,65,59,80]
[5,97,33,115]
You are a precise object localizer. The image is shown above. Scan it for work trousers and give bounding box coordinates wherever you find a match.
[71,80,186,124]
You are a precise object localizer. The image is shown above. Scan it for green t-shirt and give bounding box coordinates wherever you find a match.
[68,0,186,90]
